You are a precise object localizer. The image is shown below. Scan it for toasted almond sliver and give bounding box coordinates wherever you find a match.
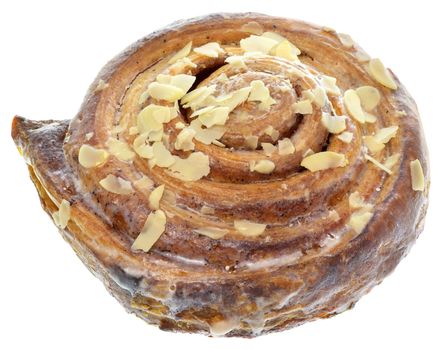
[301,151,347,172]
[244,135,259,150]
[383,153,400,170]
[234,220,266,236]
[356,86,381,111]
[107,137,135,161]
[363,136,385,154]
[132,210,166,252]
[320,75,341,96]
[149,185,165,210]
[364,154,392,174]
[278,138,295,155]
[168,41,192,64]
[175,128,196,151]
[261,143,276,157]
[147,82,184,102]
[78,144,109,168]
[344,89,365,123]
[194,227,228,239]
[337,131,353,143]
[251,159,275,174]
[349,209,373,234]
[52,199,71,229]
[369,58,397,90]
[410,159,425,191]
[169,152,210,181]
[240,35,278,54]
[194,42,225,58]
[99,174,133,195]
[293,100,313,114]
[374,126,398,143]
[321,114,346,134]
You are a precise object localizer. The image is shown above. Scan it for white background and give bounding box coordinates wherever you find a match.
[1,0,437,349]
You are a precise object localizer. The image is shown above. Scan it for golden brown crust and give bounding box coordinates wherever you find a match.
[11,12,429,337]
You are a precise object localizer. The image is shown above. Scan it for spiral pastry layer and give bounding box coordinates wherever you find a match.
[12,13,429,337]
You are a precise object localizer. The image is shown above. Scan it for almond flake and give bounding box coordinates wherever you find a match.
[303,148,314,157]
[131,210,166,252]
[327,209,340,221]
[320,75,341,96]
[85,132,94,141]
[369,58,397,90]
[364,154,392,174]
[273,40,299,61]
[240,35,278,54]
[363,135,385,154]
[198,106,230,127]
[175,128,196,151]
[410,159,425,191]
[264,126,280,141]
[152,142,175,167]
[147,82,184,102]
[344,89,365,123]
[348,208,373,234]
[337,131,353,143]
[278,138,295,155]
[234,220,266,236]
[181,85,216,109]
[175,122,186,129]
[383,153,400,170]
[193,42,225,58]
[95,79,109,92]
[301,151,347,172]
[244,135,259,150]
[217,87,252,110]
[200,205,215,215]
[349,191,371,209]
[293,100,313,114]
[364,112,377,123]
[356,86,381,111]
[248,80,276,109]
[251,159,275,174]
[321,114,346,134]
[169,152,210,181]
[99,174,133,195]
[374,126,398,143]
[133,134,154,158]
[129,127,139,135]
[168,74,196,94]
[52,199,71,229]
[149,185,165,210]
[168,41,192,64]
[78,144,108,168]
[134,176,154,190]
[107,137,135,161]
[189,119,226,145]
[337,33,354,48]
[225,55,247,69]
[194,227,228,239]
[261,143,276,157]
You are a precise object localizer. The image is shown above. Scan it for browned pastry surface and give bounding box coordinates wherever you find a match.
[11,13,429,337]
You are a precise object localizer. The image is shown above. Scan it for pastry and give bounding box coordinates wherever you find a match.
[11,13,429,337]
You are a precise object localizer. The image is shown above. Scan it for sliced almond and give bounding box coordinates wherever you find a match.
[198,106,230,127]
[356,86,380,111]
[193,42,224,58]
[369,58,397,90]
[349,191,370,209]
[241,21,264,35]
[301,151,347,172]
[152,142,175,167]
[181,85,216,109]
[337,131,353,143]
[363,135,385,154]
[410,159,425,191]
[264,126,280,141]
[106,137,135,161]
[234,220,266,236]
[194,227,228,239]
[321,114,346,134]
[169,152,210,181]
[273,40,299,61]
[344,89,365,123]
[251,159,275,174]
[278,138,295,155]
[189,119,226,145]
[349,209,373,234]
[52,199,71,229]
[168,41,192,64]
[293,100,313,114]
[99,174,133,195]
[364,154,392,174]
[134,176,154,191]
[337,33,354,48]
[320,75,341,96]
[364,112,377,123]
[175,128,196,151]
[217,87,252,110]
[374,126,398,143]
[240,35,278,54]
[225,55,247,69]
[149,185,165,210]
[78,144,108,168]
[131,210,166,252]
[244,135,259,150]
[383,153,400,170]
[261,143,276,157]
[133,134,154,159]
[147,82,184,102]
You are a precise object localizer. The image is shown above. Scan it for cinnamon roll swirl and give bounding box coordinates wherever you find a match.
[11,13,429,337]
